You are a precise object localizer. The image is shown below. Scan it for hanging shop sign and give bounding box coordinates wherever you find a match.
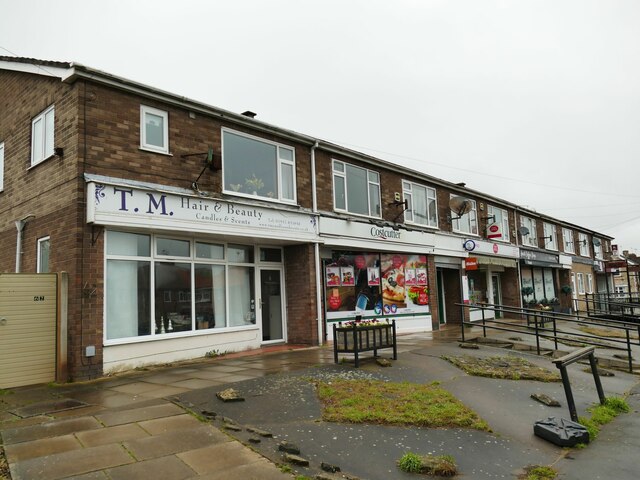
[86,181,318,241]
[464,257,479,270]
[486,223,502,240]
[325,252,429,321]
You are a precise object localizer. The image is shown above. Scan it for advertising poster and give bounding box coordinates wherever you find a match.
[325,252,430,320]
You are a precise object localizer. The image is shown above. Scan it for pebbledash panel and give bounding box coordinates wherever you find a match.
[86,175,318,372]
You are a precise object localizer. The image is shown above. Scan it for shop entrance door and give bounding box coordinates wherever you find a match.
[491,274,502,319]
[259,269,284,343]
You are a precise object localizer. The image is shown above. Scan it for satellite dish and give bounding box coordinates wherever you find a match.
[593,238,601,247]
[518,226,530,236]
[449,196,471,217]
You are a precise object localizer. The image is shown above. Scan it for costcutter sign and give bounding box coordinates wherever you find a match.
[87,182,318,240]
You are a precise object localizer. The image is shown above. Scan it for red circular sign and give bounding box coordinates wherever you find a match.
[489,225,499,232]
[493,244,499,254]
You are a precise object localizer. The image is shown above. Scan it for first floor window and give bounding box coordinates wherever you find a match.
[563,228,574,253]
[578,233,589,257]
[105,231,265,341]
[140,105,169,154]
[31,105,55,166]
[543,223,557,250]
[577,273,585,294]
[332,160,381,217]
[520,216,538,247]
[37,237,50,273]
[223,129,296,203]
[451,196,477,235]
[403,181,437,227]
[487,206,509,242]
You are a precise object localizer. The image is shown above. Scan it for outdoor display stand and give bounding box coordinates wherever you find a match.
[333,319,397,367]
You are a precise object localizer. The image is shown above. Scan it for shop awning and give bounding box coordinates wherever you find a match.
[476,255,517,268]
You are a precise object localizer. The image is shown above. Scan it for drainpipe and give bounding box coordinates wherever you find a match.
[311,141,323,346]
[15,214,35,273]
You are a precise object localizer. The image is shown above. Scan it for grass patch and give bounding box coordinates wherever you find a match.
[578,396,630,442]
[398,452,457,476]
[578,326,638,340]
[316,379,489,430]
[521,465,557,480]
[443,355,561,382]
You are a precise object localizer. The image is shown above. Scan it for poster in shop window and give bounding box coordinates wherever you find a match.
[325,252,429,321]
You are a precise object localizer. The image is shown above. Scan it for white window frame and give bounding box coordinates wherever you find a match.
[402,181,438,228]
[332,160,381,218]
[0,142,4,191]
[140,105,169,154]
[577,273,585,294]
[37,236,50,273]
[222,128,297,204]
[593,239,603,259]
[487,205,510,242]
[31,105,55,166]
[578,232,589,257]
[450,196,477,235]
[562,228,574,254]
[520,216,538,247]
[586,273,594,294]
[542,222,557,251]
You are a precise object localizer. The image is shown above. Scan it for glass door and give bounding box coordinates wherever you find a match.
[259,268,284,343]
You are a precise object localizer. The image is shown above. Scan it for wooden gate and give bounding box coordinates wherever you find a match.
[0,273,67,388]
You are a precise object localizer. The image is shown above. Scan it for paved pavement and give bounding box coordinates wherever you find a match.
[1,322,639,479]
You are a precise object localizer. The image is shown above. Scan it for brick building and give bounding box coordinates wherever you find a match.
[0,57,614,381]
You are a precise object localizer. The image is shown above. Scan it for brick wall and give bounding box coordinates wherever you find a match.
[284,244,318,345]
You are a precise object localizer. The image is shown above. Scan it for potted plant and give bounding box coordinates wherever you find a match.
[244,174,264,195]
[561,285,572,295]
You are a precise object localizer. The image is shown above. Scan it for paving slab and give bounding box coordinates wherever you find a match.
[95,403,184,427]
[187,457,298,480]
[138,413,203,435]
[105,454,196,480]
[2,416,102,444]
[75,423,150,447]
[176,442,267,475]
[4,434,82,462]
[9,443,134,480]
[124,424,228,460]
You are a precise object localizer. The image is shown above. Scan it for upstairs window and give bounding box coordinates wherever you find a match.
[542,222,557,250]
[578,232,589,257]
[333,160,381,217]
[487,206,510,242]
[223,129,296,203]
[520,216,538,247]
[593,239,603,259]
[450,195,477,235]
[403,181,437,227]
[562,228,574,253]
[37,237,50,273]
[0,142,4,191]
[140,105,169,154]
[31,105,55,166]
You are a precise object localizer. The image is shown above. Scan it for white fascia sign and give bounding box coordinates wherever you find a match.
[87,182,318,241]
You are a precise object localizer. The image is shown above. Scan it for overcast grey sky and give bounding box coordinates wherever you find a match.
[2,0,639,252]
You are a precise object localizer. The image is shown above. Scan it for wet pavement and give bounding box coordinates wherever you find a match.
[1,322,639,479]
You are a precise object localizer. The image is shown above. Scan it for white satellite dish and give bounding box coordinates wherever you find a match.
[449,196,471,219]
[518,226,530,236]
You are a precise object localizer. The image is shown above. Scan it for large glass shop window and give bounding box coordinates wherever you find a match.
[325,252,429,321]
[105,231,259,341]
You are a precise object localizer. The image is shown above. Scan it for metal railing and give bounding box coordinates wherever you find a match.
[458,303,640,373]
[584,293,640,322]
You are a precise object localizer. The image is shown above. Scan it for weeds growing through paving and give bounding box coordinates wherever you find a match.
[398,452,457,476]
[442,355,561,382]
[578,396,630,442]
[316,379,489,430]
[521,465,557,480]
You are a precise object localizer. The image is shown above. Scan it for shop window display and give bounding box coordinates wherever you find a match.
[325,252,429,322]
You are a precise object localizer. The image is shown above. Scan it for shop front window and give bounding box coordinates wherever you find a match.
[105,231,258,342]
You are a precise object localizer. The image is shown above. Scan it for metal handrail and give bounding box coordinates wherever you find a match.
[457,303,638,373]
